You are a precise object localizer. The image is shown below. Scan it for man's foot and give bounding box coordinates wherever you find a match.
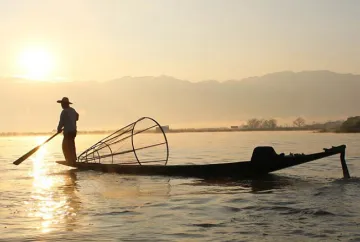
[66,159,77,167]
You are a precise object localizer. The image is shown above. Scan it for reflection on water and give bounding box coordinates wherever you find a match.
[187,174,301,193]
[27,145,80,233]
[91,175,172,202]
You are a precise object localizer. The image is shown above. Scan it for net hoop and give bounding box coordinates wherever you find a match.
[131,117,169,166]
[77,117,169,166]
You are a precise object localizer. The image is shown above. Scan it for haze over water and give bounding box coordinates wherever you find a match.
[1,0,360,132]
[1,131,360,241]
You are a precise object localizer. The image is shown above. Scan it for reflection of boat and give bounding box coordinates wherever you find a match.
[56,117,351,179]
[189,174,303,193]
[57,145,350,179]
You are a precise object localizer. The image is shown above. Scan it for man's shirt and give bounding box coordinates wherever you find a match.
[58,107,79,133]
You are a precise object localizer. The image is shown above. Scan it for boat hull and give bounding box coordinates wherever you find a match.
[57,145,347,178]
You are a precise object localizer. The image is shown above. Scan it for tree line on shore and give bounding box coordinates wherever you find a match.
[243,116,360,132]
[244,117,307,129]
[338,116,360,132]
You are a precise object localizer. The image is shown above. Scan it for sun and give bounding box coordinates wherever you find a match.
[18,47,55,81]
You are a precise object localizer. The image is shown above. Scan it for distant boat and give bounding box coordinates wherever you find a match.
[56,117,351,179]
[155,125,169,133]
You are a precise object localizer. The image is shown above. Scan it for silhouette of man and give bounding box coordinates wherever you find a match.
[57,97,79,166]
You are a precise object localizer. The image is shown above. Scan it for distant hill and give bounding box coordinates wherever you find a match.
[0,70,359,132]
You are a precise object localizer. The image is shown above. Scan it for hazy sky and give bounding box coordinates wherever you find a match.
[0,0,359,81]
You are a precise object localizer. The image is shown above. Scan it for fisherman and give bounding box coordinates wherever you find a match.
[57,97,79,165]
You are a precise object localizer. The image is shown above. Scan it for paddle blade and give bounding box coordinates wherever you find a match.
[13,146,41,165]
[12,132,60,165]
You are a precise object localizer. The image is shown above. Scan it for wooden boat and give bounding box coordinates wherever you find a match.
[57,145,350,179]
[55,117,351,179]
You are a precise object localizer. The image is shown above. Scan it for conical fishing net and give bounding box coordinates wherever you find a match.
[77,117,169,165]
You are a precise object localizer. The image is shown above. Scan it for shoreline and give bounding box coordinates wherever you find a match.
[0,128,324,137]
[1,128,358,137]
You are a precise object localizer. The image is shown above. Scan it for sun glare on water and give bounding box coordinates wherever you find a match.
[28,137,76,233]
[18,47,55,81]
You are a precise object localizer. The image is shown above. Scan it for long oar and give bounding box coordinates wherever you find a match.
[13,132,60,165]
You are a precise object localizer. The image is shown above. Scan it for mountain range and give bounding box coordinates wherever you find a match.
[0,70,359,132]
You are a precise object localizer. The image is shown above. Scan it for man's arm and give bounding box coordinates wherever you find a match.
[57,111,64,132]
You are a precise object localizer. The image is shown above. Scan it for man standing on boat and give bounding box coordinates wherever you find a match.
[57,97,79,166]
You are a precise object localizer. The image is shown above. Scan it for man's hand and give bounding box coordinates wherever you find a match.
[57,129,63,133]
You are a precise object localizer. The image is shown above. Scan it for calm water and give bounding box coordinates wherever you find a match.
[1,131,360,241]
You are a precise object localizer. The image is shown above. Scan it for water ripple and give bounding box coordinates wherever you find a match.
[2,132,360,241]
